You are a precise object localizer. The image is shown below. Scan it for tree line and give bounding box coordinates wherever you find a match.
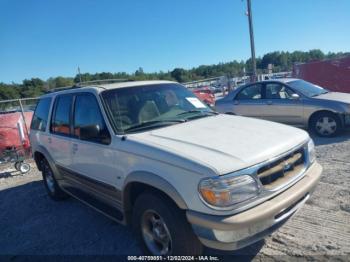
[1,49,348,100]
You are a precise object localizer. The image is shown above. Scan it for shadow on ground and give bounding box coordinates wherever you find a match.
[311,129,350,146]
[0,180,263,258]
[0,181,140,255]
[0,169,21,179]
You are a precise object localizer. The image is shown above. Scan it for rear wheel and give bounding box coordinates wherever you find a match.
[310,112,341,137]
[41,158,68,200]
[132,192,203,255]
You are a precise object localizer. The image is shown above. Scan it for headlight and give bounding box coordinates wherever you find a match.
[308,139,316,164]
[199,175,259,208]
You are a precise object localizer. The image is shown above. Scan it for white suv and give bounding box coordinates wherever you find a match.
[30,80,322,255]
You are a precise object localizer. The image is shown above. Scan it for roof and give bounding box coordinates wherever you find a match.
[41,80,177,98]
[264,78,299,83]
[98,80,175,89]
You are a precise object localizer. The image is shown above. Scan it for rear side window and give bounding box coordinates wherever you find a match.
[236,84,262,100]
[51,95,73,136]
[31,97,52,131]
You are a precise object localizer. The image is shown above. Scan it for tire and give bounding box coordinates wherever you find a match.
[19,162,31,173]
[14,162,21,171]
[310,112,341,137]
[40,158,68,201]
[132,192,203,255]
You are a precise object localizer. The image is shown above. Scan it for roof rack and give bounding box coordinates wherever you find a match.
[45,79,135,94]
[75,78,135,87]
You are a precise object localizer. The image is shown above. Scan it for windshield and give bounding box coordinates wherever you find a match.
[101,83,213,133]
[288,79,328,97]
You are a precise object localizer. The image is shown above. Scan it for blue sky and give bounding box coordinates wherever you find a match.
[0,0,349,83]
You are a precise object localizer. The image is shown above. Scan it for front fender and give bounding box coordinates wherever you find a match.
[123,171,188,210]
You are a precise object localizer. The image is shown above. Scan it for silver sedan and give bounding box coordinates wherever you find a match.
[215,78,350,137]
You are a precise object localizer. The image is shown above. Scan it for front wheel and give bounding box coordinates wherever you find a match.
[310,112,341,137]
[132,192,203,255]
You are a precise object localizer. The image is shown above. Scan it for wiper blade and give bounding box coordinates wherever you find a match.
[312,92,328,97]
[177,110,218,116]
[124,119,186,132]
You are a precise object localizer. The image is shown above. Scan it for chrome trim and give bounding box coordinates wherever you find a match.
[198,140,311,212]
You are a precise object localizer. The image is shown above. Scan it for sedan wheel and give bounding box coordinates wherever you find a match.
[316,117,337,136]
[311,112,340,137]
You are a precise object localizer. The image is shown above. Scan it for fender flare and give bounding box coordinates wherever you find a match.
[123,171,188,210]
[33,145,63,180]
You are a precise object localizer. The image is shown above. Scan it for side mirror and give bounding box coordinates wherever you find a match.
[291,93,300,100]
[80,125,111,144]
[80,125,100,141]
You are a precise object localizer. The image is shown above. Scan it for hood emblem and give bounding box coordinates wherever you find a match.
[283,162,292,171]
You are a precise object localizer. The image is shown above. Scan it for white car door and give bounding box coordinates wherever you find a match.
[69,93,120,192]
[46,94,74,169]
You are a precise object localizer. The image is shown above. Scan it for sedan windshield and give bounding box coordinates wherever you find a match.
[101,83,214,133]
[288,79,329,97]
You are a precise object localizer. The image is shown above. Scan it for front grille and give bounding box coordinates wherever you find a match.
[257,147,306,190]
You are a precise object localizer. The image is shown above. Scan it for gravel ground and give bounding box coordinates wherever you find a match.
[0,131,349,260]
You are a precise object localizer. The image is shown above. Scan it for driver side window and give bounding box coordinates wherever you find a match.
[236,84,262,100]
[73,93,110,144]
[265,83,294,99]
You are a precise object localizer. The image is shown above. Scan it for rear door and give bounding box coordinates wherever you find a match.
[47,94,74,169]
[232,83,264,118]
[30,97,52,155]
[261,82,303,125]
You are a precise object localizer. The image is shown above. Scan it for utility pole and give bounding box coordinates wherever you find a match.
[246,0,257,82]
[78,66,82,83]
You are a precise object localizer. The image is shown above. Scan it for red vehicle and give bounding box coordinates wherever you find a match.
[0,111,33,172]
[293,56,350,93]
[192,87,215,107]
[0,111,33,151]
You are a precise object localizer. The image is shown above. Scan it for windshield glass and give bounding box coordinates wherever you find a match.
[288,79,328,97]
[101,83,213,133]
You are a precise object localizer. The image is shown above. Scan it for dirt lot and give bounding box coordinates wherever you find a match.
[0,131,349,260]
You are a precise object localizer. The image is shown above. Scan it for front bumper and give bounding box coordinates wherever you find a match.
[186,162,322,251]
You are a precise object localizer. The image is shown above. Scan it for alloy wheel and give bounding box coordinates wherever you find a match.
[43,161,55,193]
[141,209,172,255]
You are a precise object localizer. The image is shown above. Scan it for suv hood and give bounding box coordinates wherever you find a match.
[133,114,309,175]
[314,92,350,104]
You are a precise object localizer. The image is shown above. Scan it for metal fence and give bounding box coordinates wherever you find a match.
[183,72,292,90]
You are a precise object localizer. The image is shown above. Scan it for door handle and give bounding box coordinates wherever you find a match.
[266,100,273,105]
[48,137,52,144]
